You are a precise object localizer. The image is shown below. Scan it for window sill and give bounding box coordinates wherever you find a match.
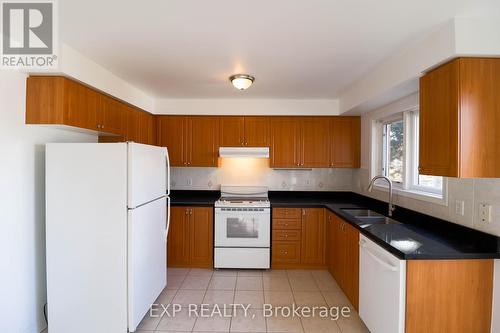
[372,182,447,206]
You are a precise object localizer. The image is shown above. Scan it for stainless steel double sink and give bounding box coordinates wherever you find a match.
[341,209,402,228]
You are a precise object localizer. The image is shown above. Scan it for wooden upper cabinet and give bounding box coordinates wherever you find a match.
[220,116,269,147]
[125,107,156,145]
[156,116,219,167]
[419,59,460,177]
[26,76,99,131]
[301,117,330,168]
[331,117,360,168]
[244,116,270,147]
[187,116,219,167]
[27,76,156,142]
[300,208,326,265]
[97,94,126,135]
[64,78,98,130]
[419,57,500,177]
[270,117,301,167]
[156,116,186,166]
[220,116,245,146]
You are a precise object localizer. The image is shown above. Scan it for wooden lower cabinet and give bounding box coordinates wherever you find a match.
[167,206,213,268]
[272,207,325,269]
[326,211,359,310]
[405,259,493,333]
[301,208,326,265]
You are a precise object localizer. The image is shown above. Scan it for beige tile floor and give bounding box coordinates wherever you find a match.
[135,268,370,333]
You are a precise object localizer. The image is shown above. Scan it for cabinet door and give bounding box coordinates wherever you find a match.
[64,78,98,131]
[98,94,126,135]
[141,112,156,146]
[300,208,325,265]
[271,117,301,167]
[167,207,190,267]
[156,116,186,166]
[125,106,140,142]
[331,215,346,287]
[344,223,359,310]
[330,117,360,168]
[419,59,459,177]
[326,211,336,275]
[187,116,219,167]
[244,116,270,147]
[272,241,301,264]
[189,207,213,268]
[301,117,330,167]
[220,116,245,146]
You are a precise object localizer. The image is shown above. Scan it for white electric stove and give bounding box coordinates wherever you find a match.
[214,186,271,269]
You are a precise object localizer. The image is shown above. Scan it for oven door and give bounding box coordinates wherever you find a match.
[215,207,270,247]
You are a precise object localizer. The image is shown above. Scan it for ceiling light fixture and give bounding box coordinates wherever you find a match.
[229,74,255,90]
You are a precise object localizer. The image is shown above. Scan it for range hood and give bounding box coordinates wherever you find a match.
[219,147,269,158]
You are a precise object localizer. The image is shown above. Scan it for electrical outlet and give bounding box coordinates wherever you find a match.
[479,203,492,223]
[455,200,465,216]
[187,178,193,186]
[305,179,311,185]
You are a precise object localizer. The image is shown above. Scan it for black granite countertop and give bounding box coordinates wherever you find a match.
[170,190,500,260]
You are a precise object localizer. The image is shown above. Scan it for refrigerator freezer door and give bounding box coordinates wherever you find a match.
[128,196,167,331]
[128,143,168,208]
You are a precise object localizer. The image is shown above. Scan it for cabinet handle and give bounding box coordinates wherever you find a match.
[283,251,288,255]
[302,209,306,216]
[284,234,288,238]
[284,223,289,226]
[241,141,244,146]
[245,142,248,146]
[190,209,193,215]
[101,125,104,129]
[185,209,189,215]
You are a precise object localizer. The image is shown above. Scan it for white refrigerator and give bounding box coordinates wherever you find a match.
[45,142,170,333]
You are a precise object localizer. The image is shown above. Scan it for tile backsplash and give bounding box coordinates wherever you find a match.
[170,158,353,191]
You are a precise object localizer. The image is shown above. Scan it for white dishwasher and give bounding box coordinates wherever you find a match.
[359,235,406,333]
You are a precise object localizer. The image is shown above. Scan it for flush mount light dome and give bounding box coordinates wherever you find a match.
[229,74,255,90]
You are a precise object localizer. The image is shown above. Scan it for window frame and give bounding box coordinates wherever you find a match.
[371,107,447,205]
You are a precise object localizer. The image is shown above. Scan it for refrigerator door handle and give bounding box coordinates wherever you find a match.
[165,148,170,196]
[166,196,171,237]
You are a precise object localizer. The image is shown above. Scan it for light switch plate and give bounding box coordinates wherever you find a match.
[479,203,492,223]
[455,200,465,216]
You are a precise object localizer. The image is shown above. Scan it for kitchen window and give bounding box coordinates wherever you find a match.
[373,109,445,202]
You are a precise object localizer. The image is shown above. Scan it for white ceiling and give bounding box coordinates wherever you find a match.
[60,0,499,99]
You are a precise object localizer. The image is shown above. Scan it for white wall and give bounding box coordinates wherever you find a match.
[32,43,156,112]
[155,98,339,115]
[171,161,353,191]
[339,17,500,115]
[0,71,97,333]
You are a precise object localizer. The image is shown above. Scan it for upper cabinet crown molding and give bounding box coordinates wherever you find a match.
[419,57,500,178]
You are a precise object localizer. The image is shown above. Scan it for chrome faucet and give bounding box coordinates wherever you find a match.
[367,175,396,217]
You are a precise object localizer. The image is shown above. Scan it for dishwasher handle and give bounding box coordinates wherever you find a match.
[360,240,398,272]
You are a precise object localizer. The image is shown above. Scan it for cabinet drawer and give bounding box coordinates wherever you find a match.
[272,241,301,264]
[273,208,302,219]
[273,230,301,241]
[272,219,301,230]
